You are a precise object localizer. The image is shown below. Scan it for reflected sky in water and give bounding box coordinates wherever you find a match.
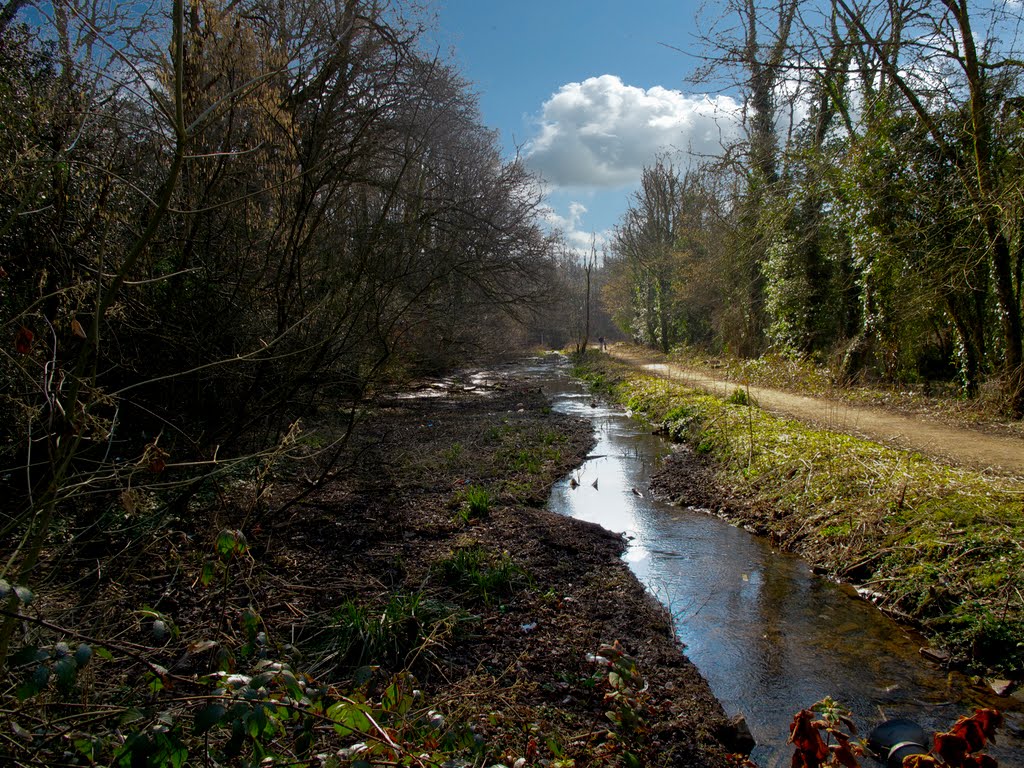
[529,358,1022,767]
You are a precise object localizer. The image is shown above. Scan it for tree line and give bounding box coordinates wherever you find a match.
[0,0,558,634]
[602,0,1024,417]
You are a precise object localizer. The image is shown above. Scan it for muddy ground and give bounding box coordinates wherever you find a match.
[10,371,747,766]
[271,377,741,765]
[255,376,749,766]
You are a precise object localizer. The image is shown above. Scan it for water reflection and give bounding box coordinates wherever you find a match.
[527,357,1022,767]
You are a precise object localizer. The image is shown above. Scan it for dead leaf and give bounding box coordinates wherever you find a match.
[966,708,1002,744]
[788,709,829,763]
[14,326,33,354]
[934,731,969,766]
[829,730,862,768]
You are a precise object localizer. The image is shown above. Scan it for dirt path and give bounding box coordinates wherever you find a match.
[608,345,1024,477]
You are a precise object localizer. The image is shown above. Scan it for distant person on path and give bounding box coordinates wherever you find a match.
[599,336,606,351]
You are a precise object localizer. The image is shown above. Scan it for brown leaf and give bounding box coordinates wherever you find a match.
[829,731,862,768]
[121,489,138,515]
[789,709,829,762]
[142,441,169,474]
[968,708,1003,744]
[71,318,87,338]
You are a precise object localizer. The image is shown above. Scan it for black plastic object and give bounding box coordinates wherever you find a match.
[866,718,930,767]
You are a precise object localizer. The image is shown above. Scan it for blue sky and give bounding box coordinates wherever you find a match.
[430,1,743,253]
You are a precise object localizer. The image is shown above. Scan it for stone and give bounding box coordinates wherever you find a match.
[716,714,756,755]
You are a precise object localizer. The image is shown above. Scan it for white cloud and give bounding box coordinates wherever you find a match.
[540,201,609,254]
[525,75,741,188]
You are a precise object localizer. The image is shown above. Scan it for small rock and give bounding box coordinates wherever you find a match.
[513,759,527,768]
[919,646,951,665]
[855,587,886,603]
[716,714,756,754]
[987,679,1015,697]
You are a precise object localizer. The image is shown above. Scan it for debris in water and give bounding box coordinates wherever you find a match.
[919,646,951,665]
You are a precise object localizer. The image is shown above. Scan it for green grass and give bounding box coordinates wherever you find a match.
[453,485,492,525]
[576,354,1024,674]
[306,592,458,676]
[435,544,532,606]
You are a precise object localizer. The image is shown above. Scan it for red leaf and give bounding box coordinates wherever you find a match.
[968,708,1003,744]
[934,731,969,766]
[14,326,33,354]
[952,718,985,752]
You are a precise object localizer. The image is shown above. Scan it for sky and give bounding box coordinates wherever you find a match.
[430,1,744,254]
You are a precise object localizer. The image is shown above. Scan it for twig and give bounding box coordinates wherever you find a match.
[0,607,190,684]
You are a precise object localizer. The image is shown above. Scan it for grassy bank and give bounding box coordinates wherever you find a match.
[574,353,1024,677]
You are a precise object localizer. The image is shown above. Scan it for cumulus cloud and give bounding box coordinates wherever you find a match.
[525,75,741,188]
[540,201,594,249]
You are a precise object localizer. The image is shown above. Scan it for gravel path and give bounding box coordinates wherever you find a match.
[609,346,1024,477]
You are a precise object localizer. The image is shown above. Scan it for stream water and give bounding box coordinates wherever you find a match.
[520,355,1023,767]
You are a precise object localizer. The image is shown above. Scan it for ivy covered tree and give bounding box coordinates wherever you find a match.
[602,0,1024,417]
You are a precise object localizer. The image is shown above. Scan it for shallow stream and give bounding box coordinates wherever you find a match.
[522,356,1023,767]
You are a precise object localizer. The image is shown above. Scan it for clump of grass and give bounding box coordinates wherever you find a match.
[495,444,562,475]
[306,592,457,677]
[453,485,492,525]
[576,354,1024,674]
[443,441,464,467]
[726,387,753,406]
[435,545,531,606]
